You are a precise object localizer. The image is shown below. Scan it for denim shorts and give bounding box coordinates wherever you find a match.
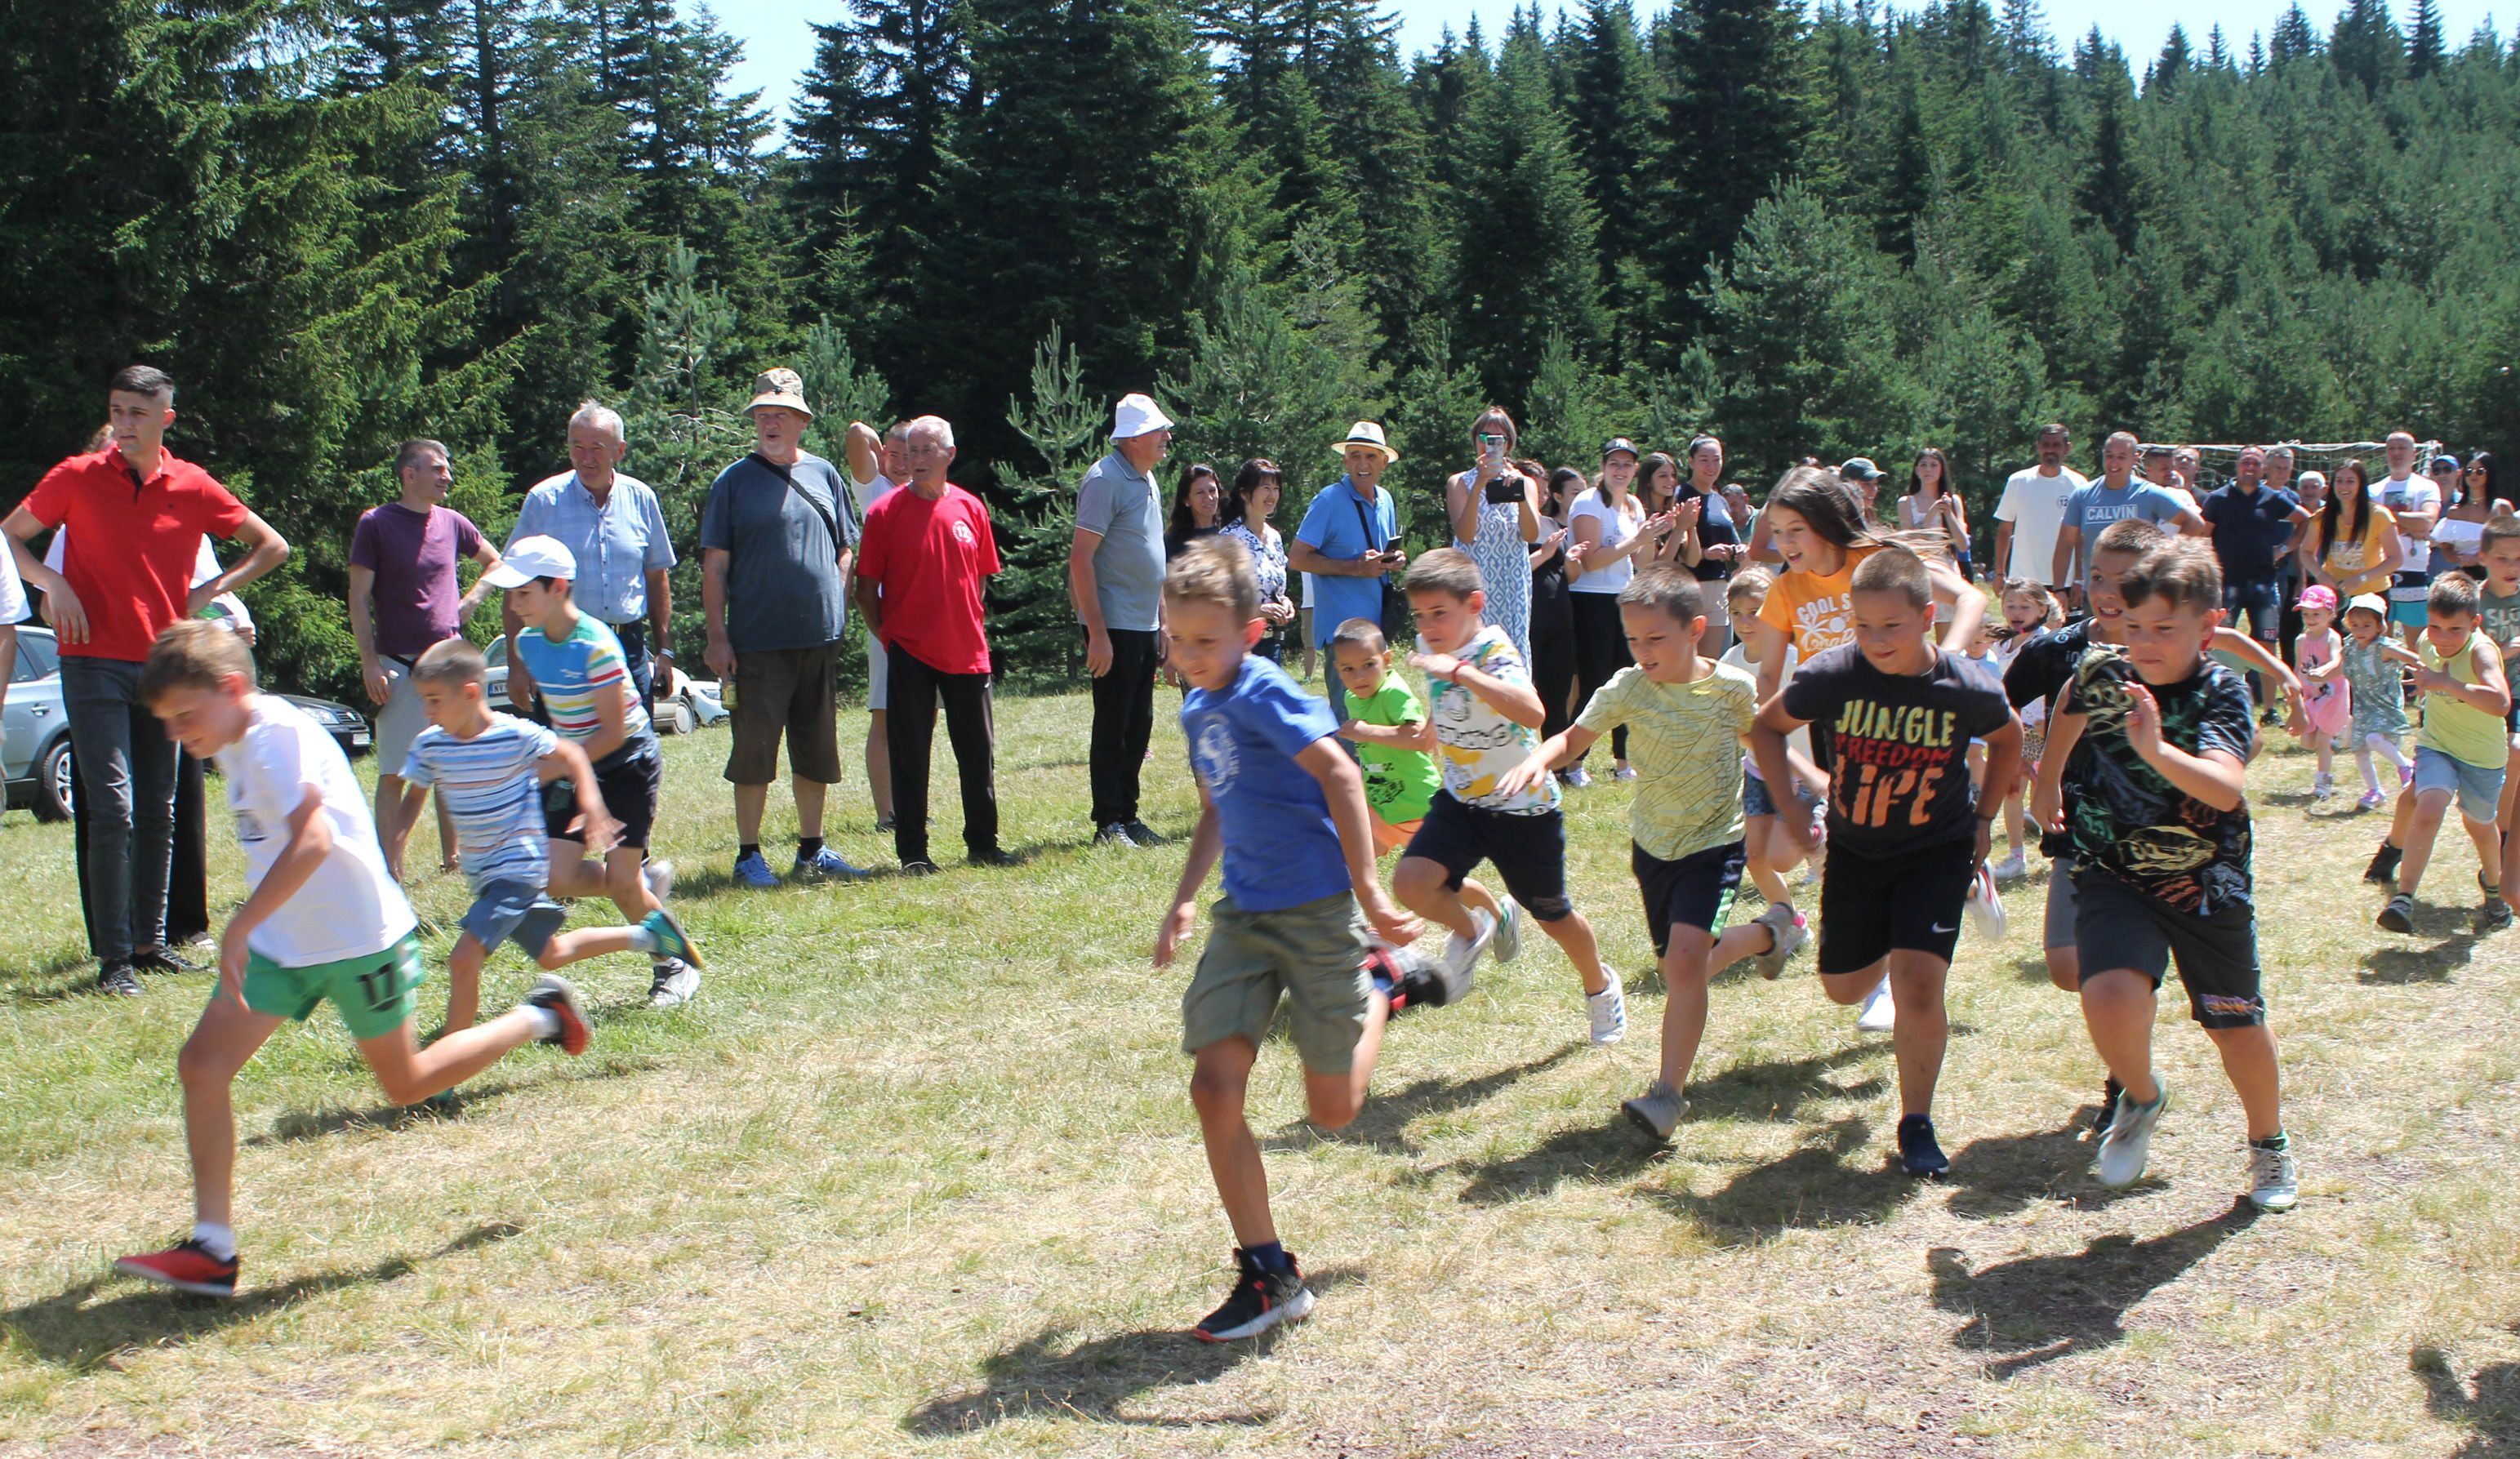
[2412,744,2506,823]
[460,879,568,959]
[1743,768,1818,822]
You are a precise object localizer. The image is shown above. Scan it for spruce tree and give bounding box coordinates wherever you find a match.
[1565,0,1661,349]
[2406,0,2447,77]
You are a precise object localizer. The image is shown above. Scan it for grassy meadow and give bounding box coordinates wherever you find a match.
[2,682,2518,1457]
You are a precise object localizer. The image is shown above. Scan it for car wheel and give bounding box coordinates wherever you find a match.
[665,696,696,736]
[35,738,73,821]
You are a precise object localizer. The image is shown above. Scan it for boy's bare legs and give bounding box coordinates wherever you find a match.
[537,924,647,971]
[545,842,662,922]
[2046,942,2082,993]
[358,1011,551,1108]
[2463,812,2504,891]
[2078,967,2162,1104]
[1821,951,1949,1116]
[177,996,285,1230]
[447,934,488,1033]
[1191,1037,1276,1248]
[2396,790,2452,896]
[1743,816,1792,906]
[1393,857,1480,940]
[2203,1023,2282,1141]
[1302,990,1391,1131]
[1531,908,1614,997]
[1458,878,1502,923]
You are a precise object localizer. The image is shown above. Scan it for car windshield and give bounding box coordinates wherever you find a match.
[11,632,57,682]
[484,638,506,666]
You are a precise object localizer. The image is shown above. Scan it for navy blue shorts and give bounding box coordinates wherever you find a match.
[1403,792,1573,922]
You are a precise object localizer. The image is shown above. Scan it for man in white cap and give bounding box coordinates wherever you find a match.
[699,367,871,890]
[1069,392,1175,847]
[1289,421,1407,720]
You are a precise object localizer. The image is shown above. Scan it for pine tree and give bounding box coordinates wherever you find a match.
[2075,64,2141,254]
[2270,4,2320,65]
[1998,0,2052,66]
[1314,16,1445,376]
[2406,0,2448,76]
[2329,0,2407,93]
[2148,24,2192,91]
[1565,0,1659,344]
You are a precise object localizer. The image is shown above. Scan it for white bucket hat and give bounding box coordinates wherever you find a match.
[1111,393,1175,440]
[1333,420,1399,465]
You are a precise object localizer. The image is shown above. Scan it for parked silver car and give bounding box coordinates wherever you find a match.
[2,627,73,820]
[483,637,725,734]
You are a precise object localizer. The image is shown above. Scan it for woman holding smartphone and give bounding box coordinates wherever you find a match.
[1448,405,1543,658]
[1567,435,1666,781]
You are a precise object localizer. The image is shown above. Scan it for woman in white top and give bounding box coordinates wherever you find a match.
[1447,406,1542,661]
[1565,438,1667,781]
[1899,447,1973,580]
[1218,458,1297,661]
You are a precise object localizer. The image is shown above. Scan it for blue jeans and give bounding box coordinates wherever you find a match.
[60,656,179,964]
[2221,576,2283,645]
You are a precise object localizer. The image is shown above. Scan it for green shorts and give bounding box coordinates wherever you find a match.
[236,932,429,1043]
[1181,892,1371,1075]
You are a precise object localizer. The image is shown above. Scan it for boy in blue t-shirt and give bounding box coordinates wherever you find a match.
[1155,537,1433,1344]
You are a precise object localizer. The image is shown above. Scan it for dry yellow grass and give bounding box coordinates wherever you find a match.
[2,685,2517,1457]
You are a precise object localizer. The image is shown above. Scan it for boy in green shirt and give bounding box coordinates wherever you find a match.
[1331,618,1514,954]
[1498,567,1806,1139]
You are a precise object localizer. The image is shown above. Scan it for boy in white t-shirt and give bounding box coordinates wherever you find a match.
[1391,549,1628,1043]
[113,622,592,1299]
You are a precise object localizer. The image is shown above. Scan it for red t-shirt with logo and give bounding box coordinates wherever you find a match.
[856,482,999,674]
[21,449,252,661]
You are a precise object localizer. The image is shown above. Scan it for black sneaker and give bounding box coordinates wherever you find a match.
[1193,1248,1315,1342]
[2364,844,2402,884]
[131,948,202,976]
[96,961,142,997]
[2378,893,2416,934]
[1093,823,1140,848]
[1897,1114,1949,1178]
[1120,820,1171,847]
[2481,896,2513,933]
[968,847,1019,869]
[2091,1076,2125,1137]
[900,859,942,877]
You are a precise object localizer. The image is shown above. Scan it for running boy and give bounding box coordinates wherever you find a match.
[1332,617,1516,945]
[1752,547,2020,1177]
[496,535,701,1008]
[2372,572,2511,933]
[386,638,701,1033]
[1391,549,1627,1043]
[1498,566,1806,1139]
[2475,518,2520,900]
[2029,538,2297,1211]
[1156,538,1433,1341]
[114,622,592,1297]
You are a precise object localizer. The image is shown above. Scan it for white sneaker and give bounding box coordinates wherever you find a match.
[1992,852,2028,882]
[2247,1141,2299,1212]
[2096,1083,2168,1188]
[1855,980,1897,1032]
[1587,973,1627,1044]
[1613,765,1639,782]
[1491,898,1523,963]
[1444,910,1494,985]
[642,858,677,902]
[648,958,700,1008]
[1966,864,2008,941]
[2312,772,2335,802]
[1561,766,1594,790]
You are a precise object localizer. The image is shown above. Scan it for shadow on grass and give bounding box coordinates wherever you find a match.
[1685,1043,1891,1122]
[1929,1203,2257,1378]
[0,1221,524,1372]
[2415,1331,2520,1457]
[900,1266,1362,1435]
[1942,1118,2143,1220]
[2362,927,2479,984]
[1271,1046,1580,1156]
[1657,1117,1919,1243]
[248,1057,648,1145]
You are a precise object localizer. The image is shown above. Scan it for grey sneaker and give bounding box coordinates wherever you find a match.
[2377,893,2416,933]
[1093,823,1141,848]
[2096,1082,2168,1188]
[2479,896,2513,933]
[1749,903,1807,980]
[641,858,677,902]
[1621,1081,1689,1141]
[648,958,700,1009]
[1491,898,1523,963]
[2247,1142,2299,1211]
[1444,909,1494,985]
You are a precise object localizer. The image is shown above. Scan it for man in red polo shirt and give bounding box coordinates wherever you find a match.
[4,366,290,995]
[852,415,1007,874]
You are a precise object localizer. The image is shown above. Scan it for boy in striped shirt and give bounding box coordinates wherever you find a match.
[385,638,701,1033]
[496,536,700,1007]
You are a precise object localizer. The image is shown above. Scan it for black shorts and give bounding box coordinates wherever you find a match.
[2072,869,2264,1029]
[543,739,662,852]
[1816,840,1975,975]
[1403,792,1573,922]
[1634,839,1745,959]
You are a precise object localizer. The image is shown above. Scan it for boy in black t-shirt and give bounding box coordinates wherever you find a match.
[2031,538,2296,1212]
[1753,548,2019,1177]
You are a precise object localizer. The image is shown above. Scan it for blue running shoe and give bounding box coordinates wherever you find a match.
[794,846,870,883]
[732,851,779,890]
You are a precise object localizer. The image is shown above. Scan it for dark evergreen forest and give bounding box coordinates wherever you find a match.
[4,0,2514,692]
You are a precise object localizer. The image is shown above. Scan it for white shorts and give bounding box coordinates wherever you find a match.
[1302,573,1317,610]
[376,660,426,775]
[866,634,889,713]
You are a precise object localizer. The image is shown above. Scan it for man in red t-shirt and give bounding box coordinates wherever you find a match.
[852,416,1006,874]
[3,366,290,995]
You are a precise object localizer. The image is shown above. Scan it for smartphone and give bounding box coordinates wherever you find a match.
[1480,434,1505,469]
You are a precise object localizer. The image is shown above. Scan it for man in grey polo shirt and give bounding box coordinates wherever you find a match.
[1067,392,1174,848]
[505,401,677,712]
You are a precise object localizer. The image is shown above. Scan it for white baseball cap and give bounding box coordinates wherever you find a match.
[484,534,577,588]
[1111,392,1175,440]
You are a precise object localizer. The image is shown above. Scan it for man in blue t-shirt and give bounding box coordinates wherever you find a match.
[2050,430,2208,601]
[1153,536,1434,1344]
[1289,422,1407,720]
[2202,446,2310,722]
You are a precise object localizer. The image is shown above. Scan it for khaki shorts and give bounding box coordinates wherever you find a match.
[1181,892,1370,1074]
[376,660,428,775]
[726,643,844,785]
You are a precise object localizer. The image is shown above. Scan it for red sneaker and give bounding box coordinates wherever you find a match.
[527,976,590,1056]
[114,1239,238,1297]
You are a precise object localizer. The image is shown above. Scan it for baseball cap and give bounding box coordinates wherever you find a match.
[1838,457,1881,483]
[1601,437,1639,461]
[483,535,577,589]
[2296,584,2338,612]
[2346,592,2389,621]
[2433,453,2461,471]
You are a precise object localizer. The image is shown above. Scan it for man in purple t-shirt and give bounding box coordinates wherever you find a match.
[349,438,505,874]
